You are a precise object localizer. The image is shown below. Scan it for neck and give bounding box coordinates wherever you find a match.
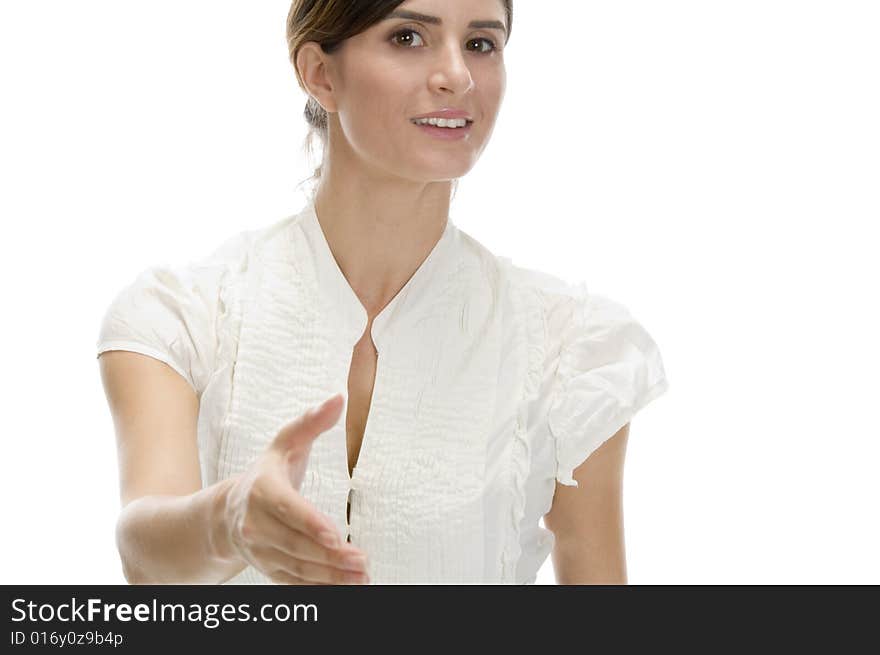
[312,169,452,318]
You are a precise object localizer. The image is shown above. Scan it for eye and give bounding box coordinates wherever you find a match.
[390,28,498,55]
[390,28,425,48]
[467,37,497,54]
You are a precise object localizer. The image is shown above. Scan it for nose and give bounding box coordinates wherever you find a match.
[427,39,475,95]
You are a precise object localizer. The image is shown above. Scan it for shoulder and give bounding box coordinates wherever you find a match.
[503,260,652,353]
[450,224,577,303]
[450,226,581,305]
[159,209,308,296]
[446,225,647,337]
[194,213,294,272]
[95,214,296,395]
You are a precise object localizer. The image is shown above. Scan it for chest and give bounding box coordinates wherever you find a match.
[343,324,379,540]
[212,252,543,581]
[345,324,378,479]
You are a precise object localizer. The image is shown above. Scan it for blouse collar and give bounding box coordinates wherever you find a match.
[298,197,458,353]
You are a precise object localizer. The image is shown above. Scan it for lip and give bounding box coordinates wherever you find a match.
[411,120,473,141]
[410,108,473,121]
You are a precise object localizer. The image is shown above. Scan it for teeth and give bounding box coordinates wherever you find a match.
[412,117,470,128]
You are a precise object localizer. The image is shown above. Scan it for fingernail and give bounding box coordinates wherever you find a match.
[319,530,340,549]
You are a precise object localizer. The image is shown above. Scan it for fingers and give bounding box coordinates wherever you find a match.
[257,544,371,585]
[250,472,369,568]
[257,475,342,548]
[271,393,345,455]
[246,393,369,586]
[266,570,317,585]
[256,506,369,573]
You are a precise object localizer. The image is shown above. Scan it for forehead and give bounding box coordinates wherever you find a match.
[385,0,507,32]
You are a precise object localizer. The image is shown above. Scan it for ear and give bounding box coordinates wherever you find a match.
[296,42,338,114]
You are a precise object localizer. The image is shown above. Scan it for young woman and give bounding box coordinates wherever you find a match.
[97,0,669,585]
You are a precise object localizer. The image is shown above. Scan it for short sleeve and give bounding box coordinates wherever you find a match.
[95,263,223,397]
[547,285,670,487]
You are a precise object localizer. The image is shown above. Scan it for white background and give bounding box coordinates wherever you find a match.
[1,1,878,584]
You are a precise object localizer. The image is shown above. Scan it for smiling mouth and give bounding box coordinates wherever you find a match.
[410,119,474,128]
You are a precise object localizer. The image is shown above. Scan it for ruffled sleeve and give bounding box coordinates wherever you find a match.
[547,284,669,487]
[95,261,224,397]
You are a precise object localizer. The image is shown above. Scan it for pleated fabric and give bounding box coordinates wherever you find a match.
[96,199,669,584]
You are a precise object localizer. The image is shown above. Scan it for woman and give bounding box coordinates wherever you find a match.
[97,0,669,585]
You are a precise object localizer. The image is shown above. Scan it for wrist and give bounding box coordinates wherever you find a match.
[207,477,239,565]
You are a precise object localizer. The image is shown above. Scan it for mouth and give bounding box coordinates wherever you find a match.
[409,119,474,127]
[410,118,474,140]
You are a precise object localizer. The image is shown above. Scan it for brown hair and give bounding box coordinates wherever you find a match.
[286,0,513,196]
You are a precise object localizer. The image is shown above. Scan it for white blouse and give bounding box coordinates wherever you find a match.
[96,198,669,584]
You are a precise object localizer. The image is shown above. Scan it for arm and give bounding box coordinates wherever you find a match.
[99,350,246,584]
[543,422,630,585]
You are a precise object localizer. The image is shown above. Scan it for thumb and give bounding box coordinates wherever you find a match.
[271,393,345,455]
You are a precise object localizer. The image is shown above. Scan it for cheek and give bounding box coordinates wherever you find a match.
[341,65,411,143]
[475,76,505,123]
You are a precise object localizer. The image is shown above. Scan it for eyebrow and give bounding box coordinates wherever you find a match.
[385,9,507,37]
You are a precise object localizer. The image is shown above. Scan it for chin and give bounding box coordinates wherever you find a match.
[411,171,472,185]
[406,159,475,182]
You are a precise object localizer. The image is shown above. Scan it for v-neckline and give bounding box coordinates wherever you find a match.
[301,198,456,353]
